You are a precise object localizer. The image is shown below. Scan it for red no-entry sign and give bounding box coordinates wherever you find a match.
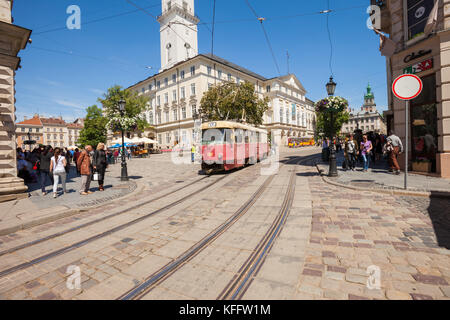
[392,74,423,100]
[391,73,423,190]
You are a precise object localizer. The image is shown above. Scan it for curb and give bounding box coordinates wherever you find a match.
[0,180,144,236]
[314,162,450,199]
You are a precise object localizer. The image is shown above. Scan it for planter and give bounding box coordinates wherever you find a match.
[412,161,431,173]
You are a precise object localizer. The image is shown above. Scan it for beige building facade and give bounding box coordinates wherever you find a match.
[123,0,316,148]
[0,0,31,200]
[375,0,450,176]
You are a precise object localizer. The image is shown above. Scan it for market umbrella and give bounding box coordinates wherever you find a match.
[111,137,132,144]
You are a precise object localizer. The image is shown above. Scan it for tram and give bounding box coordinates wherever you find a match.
[288,137,315,148]
[201,121,269,173]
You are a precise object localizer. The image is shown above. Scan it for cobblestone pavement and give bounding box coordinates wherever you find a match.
[317,151,450,192]
[0,147,449,300]
[295,174,450,300]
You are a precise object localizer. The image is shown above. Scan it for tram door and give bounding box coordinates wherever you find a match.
[235,129,245,165]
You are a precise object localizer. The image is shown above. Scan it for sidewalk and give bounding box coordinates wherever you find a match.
[316,151,450,195]
[0,162,138,236]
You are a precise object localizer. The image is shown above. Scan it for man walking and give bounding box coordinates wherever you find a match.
[387,130,403,175]
[191,144,196,163]
[77,145,94,195]
[345,134,357,171]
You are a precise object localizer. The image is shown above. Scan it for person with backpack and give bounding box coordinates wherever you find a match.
[345,135,357,171]
[39,145,54,195]
[49,147,67,198]
[386,131,403,175]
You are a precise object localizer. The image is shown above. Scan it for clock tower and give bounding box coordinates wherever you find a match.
[158,0,199,71]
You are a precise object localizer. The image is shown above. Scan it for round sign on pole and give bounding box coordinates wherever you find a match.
[392,74,423,100]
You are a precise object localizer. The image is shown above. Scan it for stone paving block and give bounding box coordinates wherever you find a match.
[121,254,171,281]
[386,290,412,300]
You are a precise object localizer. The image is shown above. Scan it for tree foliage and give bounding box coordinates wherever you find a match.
[99,85,150,132]
[314,96,350,139]
[200,81,269,126]
[78,105,108,148]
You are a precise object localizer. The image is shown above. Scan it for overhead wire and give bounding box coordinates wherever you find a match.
[326,0,334,77]
[244,0,281,76]
[211,0,217,56]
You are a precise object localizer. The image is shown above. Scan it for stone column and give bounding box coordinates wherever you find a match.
[0,0,31,201]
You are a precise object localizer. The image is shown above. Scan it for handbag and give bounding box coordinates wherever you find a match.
[93,170,99,181]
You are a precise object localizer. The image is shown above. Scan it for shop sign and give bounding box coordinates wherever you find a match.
[403,49,432,63]
[403,58,433,75]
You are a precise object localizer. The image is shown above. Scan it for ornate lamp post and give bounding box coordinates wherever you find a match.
[326,77,338,177]
[118,99,129,181]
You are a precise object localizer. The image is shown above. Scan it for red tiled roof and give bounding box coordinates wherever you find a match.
[17,116,42,126]
[41,117,66,125]
[67,123,83,128]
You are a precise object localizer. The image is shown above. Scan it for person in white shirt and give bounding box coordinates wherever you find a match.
[49,147,67,198]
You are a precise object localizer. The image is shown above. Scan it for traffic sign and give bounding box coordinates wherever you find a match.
[392,74,423,100]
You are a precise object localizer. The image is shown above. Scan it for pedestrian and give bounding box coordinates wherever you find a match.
[359,134,373,172]
[114,149,119,164]
[93,143,107,191]
[345,134,357,171]
[77,145,94,195]
[39,145,54,195]
[74,148,81,176]
[49,147,67,198]
[191,144,196,163]
[386,130,404,175]
[322,138,329,161]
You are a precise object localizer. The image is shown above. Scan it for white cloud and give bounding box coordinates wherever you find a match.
[90,89,104,95]
[54,99,85,110]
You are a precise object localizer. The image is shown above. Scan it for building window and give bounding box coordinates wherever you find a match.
[181,70,185,79]
[165,93,169,104]
[172,74,177,83]
[182,107,186,119]
[191,83,196,95]
[149,112,154,125]
[157,81,161,89]
[167,0,171,10]
[166,132,170,143]
[218,70,222,79]
[280,108,283,123]
[47,134,50,139]
[286,109,289,124]
[21,128,25,132]
[158,134,162,144]
[164,78,168,86]
[181,87,185,99]
[190,66,195,76]
[141,87,145,93]
[149,84,153,91]
[192,105,197,117]
[165,111,170,123]
[173,109,178,121]
[157,96,161,106]
[406,0,435,41]
[228,73,232,81]
[173,90,177,101]
[157,111,162,124]
[207,66,212,75]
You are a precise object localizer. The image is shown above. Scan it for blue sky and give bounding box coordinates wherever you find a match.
[13,0,387,122]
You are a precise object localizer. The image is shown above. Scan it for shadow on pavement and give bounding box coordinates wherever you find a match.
[428,192,450,249]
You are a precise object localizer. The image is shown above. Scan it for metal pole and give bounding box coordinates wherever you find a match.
[404,100,409,190]
[121,124,129,181]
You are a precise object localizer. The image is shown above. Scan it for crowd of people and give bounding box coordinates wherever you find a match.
[319,130,404,174]
[17,144,108,198]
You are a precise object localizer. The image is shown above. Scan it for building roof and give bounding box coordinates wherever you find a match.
[40,117,67,125]
[17,115,42,126]
[67,123,83,129]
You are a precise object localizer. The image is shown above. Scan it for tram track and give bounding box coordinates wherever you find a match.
[0,176,211,258]
[0,175,227,279]
[118,153,318,300]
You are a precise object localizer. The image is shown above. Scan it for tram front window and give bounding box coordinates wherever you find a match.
[202,129,233,145]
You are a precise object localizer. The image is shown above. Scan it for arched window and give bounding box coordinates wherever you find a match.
[166,43,172,63]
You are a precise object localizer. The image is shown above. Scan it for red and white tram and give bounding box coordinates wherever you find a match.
[201,121,269,173]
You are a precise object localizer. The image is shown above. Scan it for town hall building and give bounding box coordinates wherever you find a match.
[125,0,316,148]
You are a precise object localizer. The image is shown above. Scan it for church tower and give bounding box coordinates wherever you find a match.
[362,83,376,113]
[157,0,199,71]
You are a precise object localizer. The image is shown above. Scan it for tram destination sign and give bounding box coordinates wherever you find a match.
[403,58,433,75]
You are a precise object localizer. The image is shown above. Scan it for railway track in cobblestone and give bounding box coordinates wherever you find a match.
[118,154,318,300]
[0,176,210,258]
[218,159,314,300]
[0,175,228,278]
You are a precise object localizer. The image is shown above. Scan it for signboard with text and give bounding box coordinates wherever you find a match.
[403,58,433,74]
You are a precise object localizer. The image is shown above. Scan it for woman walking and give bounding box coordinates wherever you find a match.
[359,135,373,172]
[49,147,67,198]
[39,145,54,195]
[93,143,107,191]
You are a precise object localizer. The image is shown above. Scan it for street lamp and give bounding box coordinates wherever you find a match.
[118,99,129,181]
[326,76,336,96]
[326,76,338,177]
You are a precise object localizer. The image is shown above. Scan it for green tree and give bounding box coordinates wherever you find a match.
[78,105,108,148]
[99,85,150,133]
[200,81,269,126]
[314,96,350,139]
